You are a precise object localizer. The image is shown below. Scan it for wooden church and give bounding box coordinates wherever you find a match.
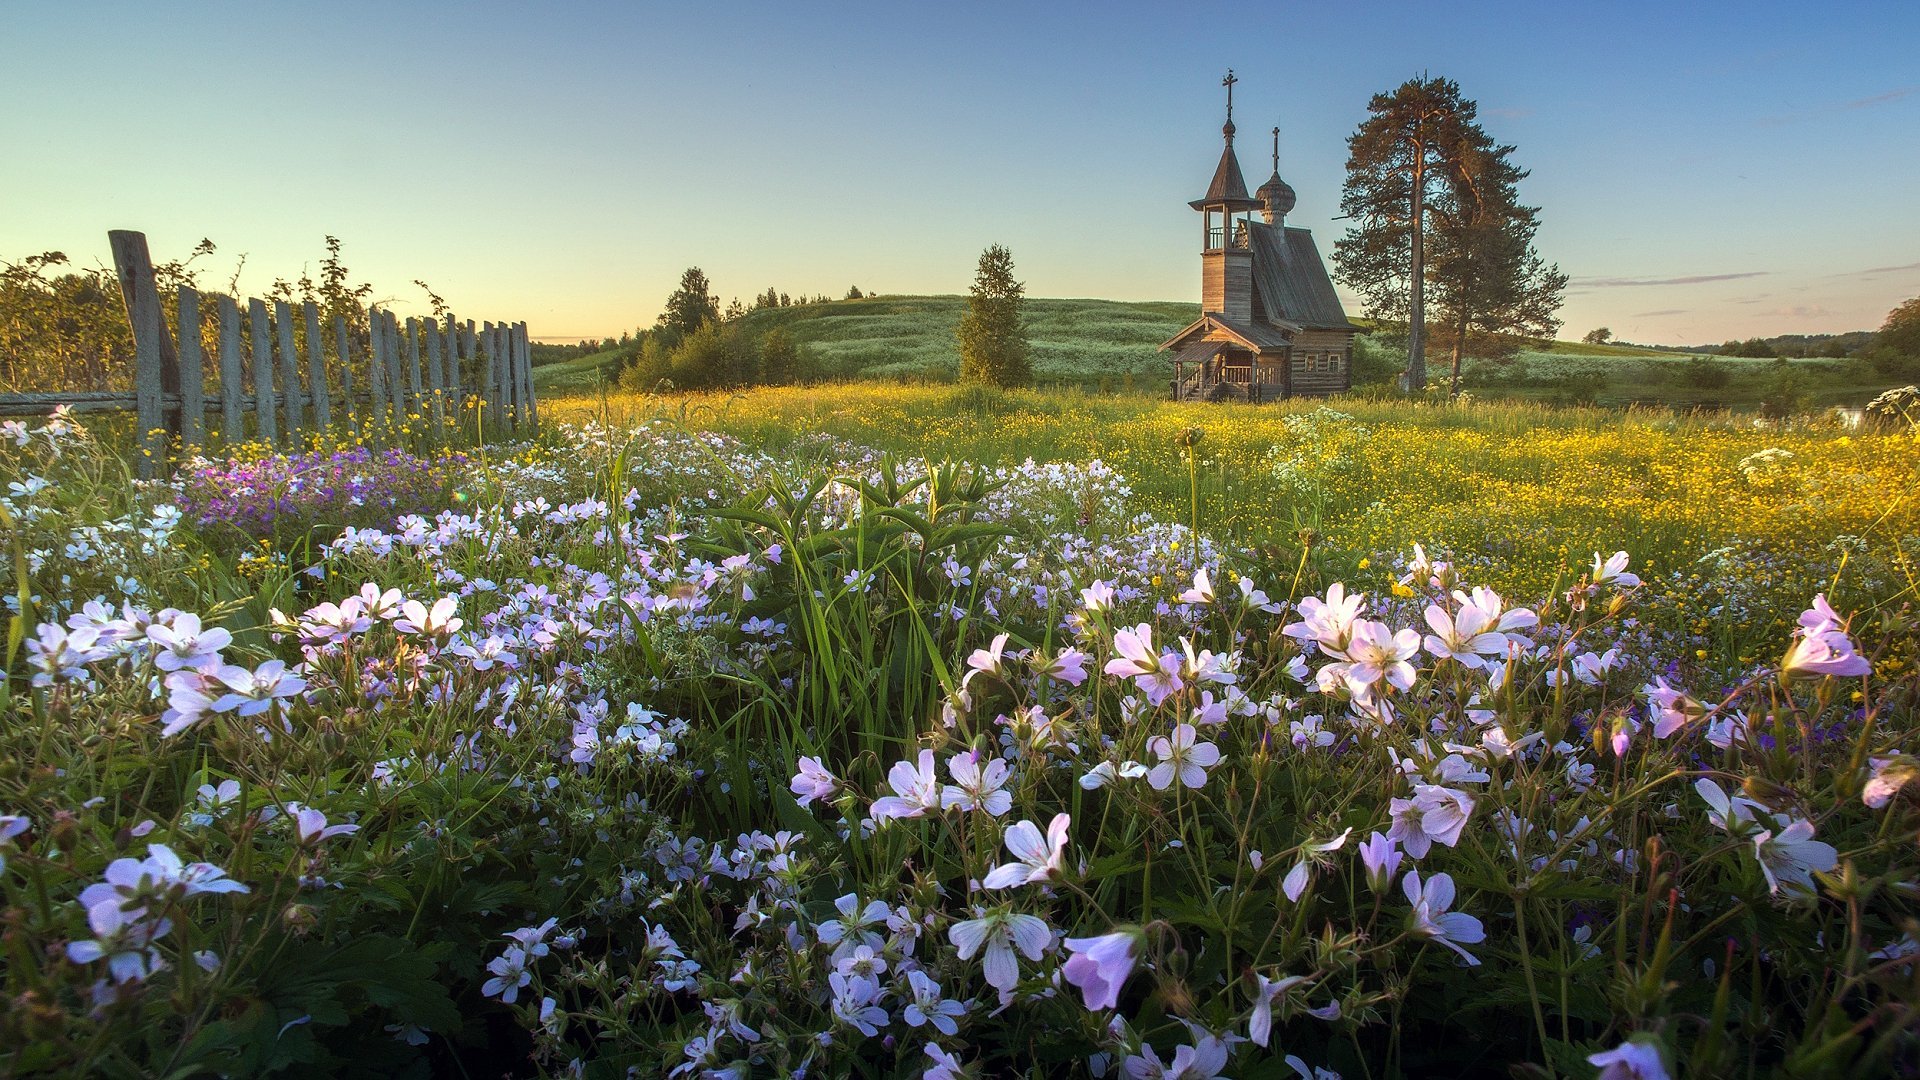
[1164,72,1358,401]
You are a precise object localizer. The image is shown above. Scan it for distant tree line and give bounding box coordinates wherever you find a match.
[616,268,838,392]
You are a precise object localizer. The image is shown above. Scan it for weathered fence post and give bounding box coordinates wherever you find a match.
[218,295,243,444]
[248,298,278,445]
[108,230,180,476]
[365,306,389,431]
[304,303,332,430]
[274,300,305,435]
[403,317,424,429]
[423,317,446,435]
[514,323,534,431]
[334,315,356,437]
[177,287,205,448]
[383,311,406,426]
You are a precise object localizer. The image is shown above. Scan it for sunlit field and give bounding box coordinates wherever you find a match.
[4,387,1918,1077]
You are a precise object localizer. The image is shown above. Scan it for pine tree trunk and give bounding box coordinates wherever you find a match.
[1408,149,1426,392]
[1450,307,1468,399]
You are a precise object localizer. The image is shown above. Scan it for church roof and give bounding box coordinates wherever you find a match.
[1159,313,1298,354]
[1189,137,1264,212]
[1247,222,1355,331]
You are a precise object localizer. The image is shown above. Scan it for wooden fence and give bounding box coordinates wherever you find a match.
[0,230,538,477]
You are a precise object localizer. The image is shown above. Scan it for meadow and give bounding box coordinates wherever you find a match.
[3,386,1918,1078]
[531,296,1909,411]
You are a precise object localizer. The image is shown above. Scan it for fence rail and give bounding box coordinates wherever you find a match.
[0,230,538,477]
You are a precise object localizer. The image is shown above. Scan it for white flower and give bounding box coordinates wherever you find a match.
[982,813,1070,889]
[1403,870,1485,966]
[1281,583,1366,659]
[1179,566,1215,605]
[829,971,888,1037]
[1694,778,1764,834]
[1343,620,1421,695]
[901,970,966,1035]
[1386,785,1474,858]
[1421,600,1506,669]
[924,1043,968,1080]
[1753,818,1837,898]
[948,909,1051,992]
[1591,551,1641,588]
[1588,1038,1670,1080]
[292,807,359,847]
[1247,971,1309,1046]
[394,596,462,637]
[483,945,533,1003]
[941,751,1013,816]
[1148,724,1220,791]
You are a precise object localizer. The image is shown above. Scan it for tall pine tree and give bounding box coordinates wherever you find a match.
[957,245,1030,388]
[1333,76,1560,394]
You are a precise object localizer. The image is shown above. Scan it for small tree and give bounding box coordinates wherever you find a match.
[761,327,800,385]
[957,244,1030,388]
[1583,327,1612,345]
[845,285,864,300]
[658,267,719,339]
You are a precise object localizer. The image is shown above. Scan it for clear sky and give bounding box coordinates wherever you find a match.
[4,1,1917,346]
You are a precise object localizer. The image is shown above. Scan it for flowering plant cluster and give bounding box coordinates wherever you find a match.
[2,412,1917,1078]
[174,443,476,541]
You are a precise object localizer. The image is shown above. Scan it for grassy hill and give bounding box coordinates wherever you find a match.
[534,295,1906,409]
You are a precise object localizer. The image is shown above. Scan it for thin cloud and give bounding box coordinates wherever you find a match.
[1571,272,1769,289]
[1839,261,1920,277]
[1760,85,1917,125]
[1632,309,1688,317]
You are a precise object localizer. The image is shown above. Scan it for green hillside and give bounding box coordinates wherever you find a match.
[533,295,1903,409]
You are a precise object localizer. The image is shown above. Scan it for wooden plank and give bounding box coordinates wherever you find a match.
[177,286,205,447]
[218,295,243,443]
[403,317,424,425]
[365,306,389,428]
[249,298,278,445]
[422,315,446,433]
[334,314,356,436]
[0,391,272,417]
[458,318,475,409]
[383,311,406,422]
[516,322,536,430]
[274,300,305,435]
[304,303,332,429]
[486,321,505,432]
[108,230,179,477]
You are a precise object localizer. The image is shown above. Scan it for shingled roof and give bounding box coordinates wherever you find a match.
[1247,221,1355,330]
[1188,139,1264,212]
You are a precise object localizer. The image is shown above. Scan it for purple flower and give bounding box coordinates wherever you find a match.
[1060,930,1139,1011]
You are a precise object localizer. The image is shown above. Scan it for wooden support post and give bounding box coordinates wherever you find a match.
[461,320,477,414]
[249,298,278,445]
[365,307,389,430]
[334,315,356,437]
[383,312,406,425]
[218,295,243,444]
[519,322,538,430]
[304,303,332,430]
[423,316,446,435]
[444,315,462,408]
[275,300,305,435]
[482,321,501,432]
[177,287,205,448]
[403,317,424,426]
[108,230,180,476]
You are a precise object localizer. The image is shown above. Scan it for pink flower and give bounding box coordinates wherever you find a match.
[1061,930,1139,1011]
[1644,677,1703,738]
[870,749,942,821]
[1781,596,1871,679]
[982,813,1069,889]
[1358,831,1402,892]
[790,756,837,808]
[1282,583,1366,659]
[394,596,462,637]
[1387,785,1474,858]
[1343,620,1421,695]
[949,909,1051,992]
[1421,600,1506,669]
[1106,624,1184,706]
[1046,647,1090,686]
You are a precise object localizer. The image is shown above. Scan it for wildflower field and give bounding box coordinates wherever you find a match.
[3,386,1919,1078]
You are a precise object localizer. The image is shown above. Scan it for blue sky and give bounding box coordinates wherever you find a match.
[3,1,1916,345]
